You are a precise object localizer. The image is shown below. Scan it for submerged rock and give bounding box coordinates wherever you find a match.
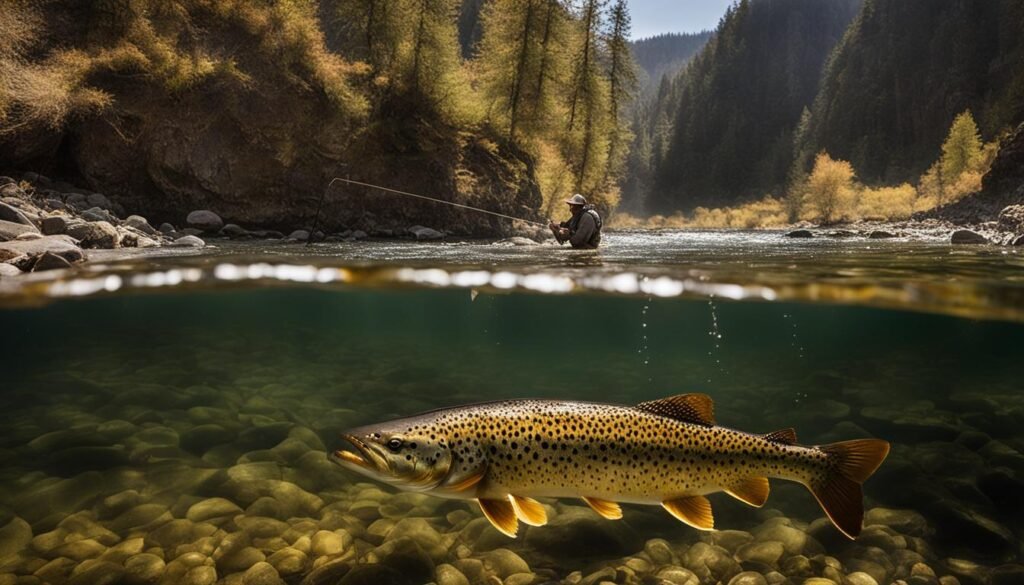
[523,506,642,558]
[124,552,166,583]
[185,498,242,523]
[728,571,768,585]
[0,516,32,559]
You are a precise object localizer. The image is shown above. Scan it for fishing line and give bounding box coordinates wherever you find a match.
[327,177,548,228]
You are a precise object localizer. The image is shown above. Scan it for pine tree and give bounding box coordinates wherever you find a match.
[602,0,637,182]
[406,0,470,121]
[477,0,540,141]
[940,110,983,181]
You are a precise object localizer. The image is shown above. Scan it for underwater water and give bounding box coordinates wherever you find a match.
[1,231,1023,585]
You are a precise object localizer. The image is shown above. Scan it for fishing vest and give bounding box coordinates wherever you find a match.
[568,206,602,247]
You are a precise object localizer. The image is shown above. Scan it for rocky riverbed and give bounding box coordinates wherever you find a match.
[1,315,1022,585]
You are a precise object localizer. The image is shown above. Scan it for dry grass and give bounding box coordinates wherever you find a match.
[1,0,370,138]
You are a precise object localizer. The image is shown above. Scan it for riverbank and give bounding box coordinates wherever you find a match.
[0,172,552,276]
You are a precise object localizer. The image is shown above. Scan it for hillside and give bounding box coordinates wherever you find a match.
[801,0,1024,185]
[646,0,862,213]
[0,0,637,236]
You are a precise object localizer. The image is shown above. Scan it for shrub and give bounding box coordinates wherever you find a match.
[803,152,856,224]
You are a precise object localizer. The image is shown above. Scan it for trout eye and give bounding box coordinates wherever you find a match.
[387,438,403,452]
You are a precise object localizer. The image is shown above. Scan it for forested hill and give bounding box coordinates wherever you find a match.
[0,0,637,235]
[800,0,1024,185]
[644,0,862,213]
[629,32,712,95]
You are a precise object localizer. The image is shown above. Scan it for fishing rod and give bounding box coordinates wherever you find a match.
[326,177,549,228]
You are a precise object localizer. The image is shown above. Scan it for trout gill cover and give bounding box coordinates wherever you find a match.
[330,394,890,539]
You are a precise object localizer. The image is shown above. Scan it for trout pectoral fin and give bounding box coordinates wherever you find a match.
[662,496,714,530]
[448,470,485,492]
[478,498,519,537]
[582,496,623,520]
[725,477,770,508]
[508,494,548,526]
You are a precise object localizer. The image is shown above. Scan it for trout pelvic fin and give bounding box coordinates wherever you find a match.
[478,498,518,537]
[636,393,715,426]
[808,439,891,539]
[763,428,798,445]
[725,477,770,507]
[662,495,714,530]
[582,496,623,520]
[508,494,548,526]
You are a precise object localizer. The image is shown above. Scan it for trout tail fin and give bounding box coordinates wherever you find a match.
[808,439,890,539]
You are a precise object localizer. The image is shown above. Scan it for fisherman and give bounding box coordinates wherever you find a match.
[549,194,602,249]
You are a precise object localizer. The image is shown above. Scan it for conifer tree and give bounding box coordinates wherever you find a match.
[940,110,983,181]
[602,0,637,181]
[406,0,470,120]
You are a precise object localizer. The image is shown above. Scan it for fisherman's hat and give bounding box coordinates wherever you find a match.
[565,194,588,206]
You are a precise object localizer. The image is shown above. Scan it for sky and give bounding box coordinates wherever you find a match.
[628,0,736,39]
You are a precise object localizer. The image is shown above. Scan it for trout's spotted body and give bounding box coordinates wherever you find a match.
[331,394,889,539]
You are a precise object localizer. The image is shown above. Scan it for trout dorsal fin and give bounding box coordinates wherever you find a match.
[763,428,798,445]
[636,393,715,426]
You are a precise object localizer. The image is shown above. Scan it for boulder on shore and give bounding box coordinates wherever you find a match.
[186,210,224,232]
[170,235,206,248]
[950,230,989,245]
[0,219,40,241]
[409,225,444,240]
[0,235,84,269]
[66,221,121,249]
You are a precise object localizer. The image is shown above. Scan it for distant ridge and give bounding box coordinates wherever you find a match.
[629,31,713,95]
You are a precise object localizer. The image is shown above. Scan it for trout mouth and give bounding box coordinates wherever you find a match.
[332,434,387,473]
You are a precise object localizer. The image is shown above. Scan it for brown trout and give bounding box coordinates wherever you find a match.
[330,394,889,539]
